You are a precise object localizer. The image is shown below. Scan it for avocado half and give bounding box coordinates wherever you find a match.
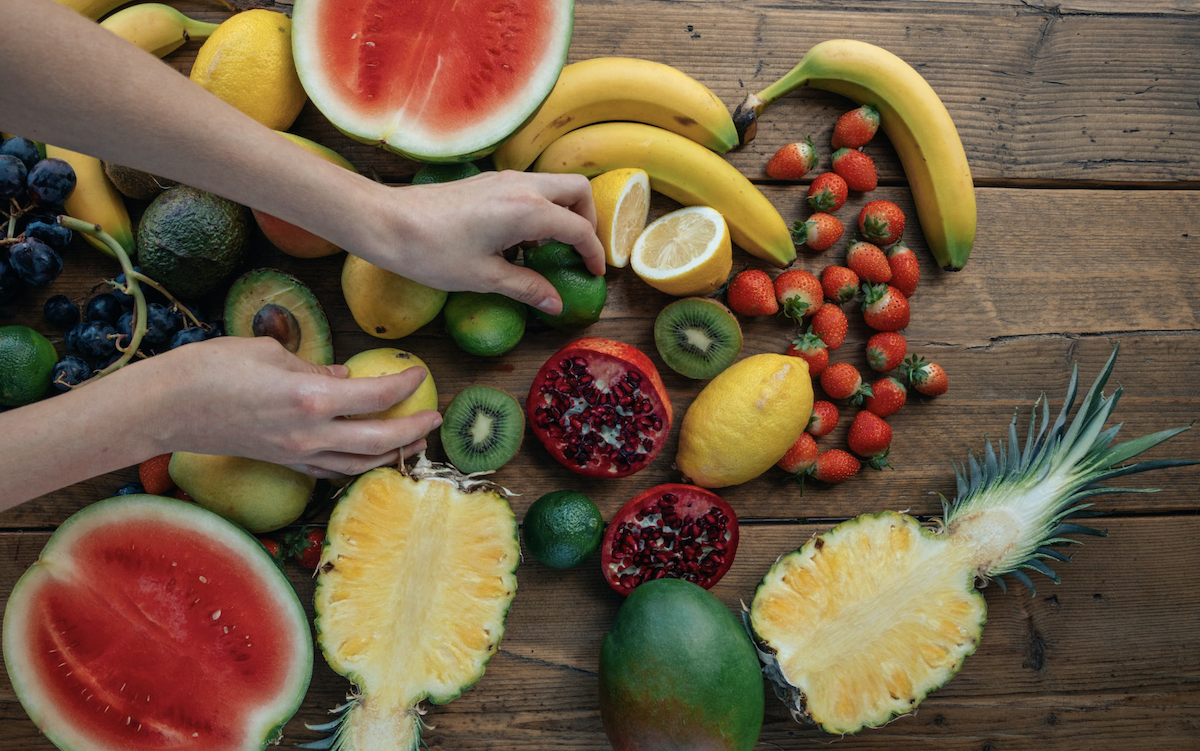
[224,269,334,365]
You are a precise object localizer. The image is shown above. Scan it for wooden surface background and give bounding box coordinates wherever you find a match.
[2,0,1199,748]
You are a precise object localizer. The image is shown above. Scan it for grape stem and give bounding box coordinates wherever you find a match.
[128,271,205,328]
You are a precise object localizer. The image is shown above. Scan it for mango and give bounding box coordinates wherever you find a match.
[253,132,356,258]
[168,453,314,533]
[343,348,438,420]
[341,254,447,339]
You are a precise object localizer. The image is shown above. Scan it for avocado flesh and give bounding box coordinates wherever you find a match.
[137,185,249,298]
[225,268,334,365]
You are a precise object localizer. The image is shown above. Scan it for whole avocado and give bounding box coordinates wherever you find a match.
[599,578,764,750]
[137,185,250,298]
[524,242,606,331]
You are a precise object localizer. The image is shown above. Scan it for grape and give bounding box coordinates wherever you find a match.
[44,294,80,329]
[77,320,117,358]
[51,356,92,392]
[64,322,85,354]
[170,327,207,349]
[8,238,62,287]
[0,154,28,199]
[114,311,134,350]
[143,303,181,349]
[85,293,121,324]
[25,158,76,206]
[0,257,23,304]
[0,137,41,171]
[23,216,73,251]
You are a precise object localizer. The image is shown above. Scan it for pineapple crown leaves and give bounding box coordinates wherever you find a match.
[942,345,1196,594]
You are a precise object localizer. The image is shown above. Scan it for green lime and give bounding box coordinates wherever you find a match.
[523,490,604,569]
[0,325,57,407]
[443,292,527,357]
[411,162,482,184]
[524,242,606,331]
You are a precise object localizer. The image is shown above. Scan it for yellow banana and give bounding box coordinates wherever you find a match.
[734,39,975,271]
[493,57,738,172]
[44,145,135,258]
[534,123,794,267]
[99,3,220,58]
[54,0,231,21]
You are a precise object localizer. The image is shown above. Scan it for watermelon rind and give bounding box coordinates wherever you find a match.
[2,495,313,751]
[291,0,574,163]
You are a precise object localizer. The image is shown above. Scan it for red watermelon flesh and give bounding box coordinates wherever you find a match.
[3,496,312,751]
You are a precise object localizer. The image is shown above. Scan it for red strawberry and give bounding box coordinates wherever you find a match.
[831,148,877,192]
[774,269,823,320]
[808,449,861,484]
[858,200,906,247]
[787,328,829,376]
[887,241,920,298]
[866,331,908,372]
[847,411,893,469]
[831,105,881,149]
[865,376,907,418]
[138,453,175,496]
[766,137,818,180]
[257,538,286,571]
[807,172,848,212]
[777,432,819,475]
[845,240,892,284]
[861,283,910,332]
[791,213,844,252]
[727,270,779,316]
[819,362,873,404]
[821,265,859,304]
[285,527,326,570]
[811,303,847,350]
[901,355,949,397]
[806,400,840,437]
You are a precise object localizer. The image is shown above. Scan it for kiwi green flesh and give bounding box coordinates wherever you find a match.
[441,385,524,474]
[224,268,334,366]
[654,298,742,380]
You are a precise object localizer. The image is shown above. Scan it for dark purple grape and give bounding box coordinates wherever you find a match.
[85,293,121,324]
[8,238,62,287]
[114,310,134,350]
[0,137,41,171]
[170,327,207,349]
[115,482,145,496]
[23,216,72,251]
[25,158,76,206]
[0,257,23,304]
[0,154,27,200]
[77,320,117,358]
[110,267,142,307]
[51,355,92,392]
[64,322,85,353]
[205,323,224,339]
[143,303,181,349]
[43,294,80,329]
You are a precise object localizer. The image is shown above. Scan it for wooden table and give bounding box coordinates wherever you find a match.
[3,1,1198,748]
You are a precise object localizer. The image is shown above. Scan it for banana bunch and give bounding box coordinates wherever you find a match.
[45,145,136,258]
[55,0,231,21]
[733,39,976,271]
[100,3,220,58]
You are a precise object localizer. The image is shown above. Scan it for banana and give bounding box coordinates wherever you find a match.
[734,39,976,271]
[45,145,136,258]
[493,57,738,172]
[54,0,231,21]
[99,3,221,58]
[534,123,794,267]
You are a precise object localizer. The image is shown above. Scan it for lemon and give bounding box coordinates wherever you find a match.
[0,326,57,407]
[190,10,306,131]
[631,206,732,297]
[590,169,650,268]
[343,348,438,420]
[676,353,813,488]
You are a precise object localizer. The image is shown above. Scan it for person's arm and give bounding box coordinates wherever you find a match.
[0,0,603,313]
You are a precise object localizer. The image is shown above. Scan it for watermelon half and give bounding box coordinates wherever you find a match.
[3,495,312,751]
[292,0,574,162]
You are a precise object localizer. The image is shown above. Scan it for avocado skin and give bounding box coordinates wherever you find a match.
[138,185,250,298]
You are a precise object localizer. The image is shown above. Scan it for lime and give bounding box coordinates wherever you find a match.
[411,163,482,184]
[524,242,607,331]
[523,490,604,569]
[0,325,57,407]
[443,292,527,357]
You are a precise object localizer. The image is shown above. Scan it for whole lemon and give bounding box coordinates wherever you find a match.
[676,354,813,488]
[341,254,447,339]
[190,10,306,130]
[343,348,438,420]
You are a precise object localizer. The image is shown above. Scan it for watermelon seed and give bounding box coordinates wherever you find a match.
[199,576,208,584]
[211,610,221,620]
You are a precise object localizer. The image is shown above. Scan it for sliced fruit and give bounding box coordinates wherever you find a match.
[440,385,524,474]
[341,254,448,339]
[343,348,438,420]
[312,460,519,749]
[168,453,315,533]
[254,132,357,258]
[523,490,603,570]
[292,0,574,161]
[654,297,742,380]
[590,168,650,268]
[3,495,312,751]
[631,206,732,297]
[224,268,334,366]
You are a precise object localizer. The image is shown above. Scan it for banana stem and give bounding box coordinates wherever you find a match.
[732,54,815,146]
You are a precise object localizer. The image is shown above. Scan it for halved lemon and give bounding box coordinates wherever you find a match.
[631,206,732,297]
[590,168,650,268]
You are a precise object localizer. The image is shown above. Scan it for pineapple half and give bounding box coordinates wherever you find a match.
[750,346,1194,735]
[303,457,520,750]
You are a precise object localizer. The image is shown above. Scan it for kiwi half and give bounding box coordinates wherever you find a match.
[654,297,743,379]
[441,385,524,474]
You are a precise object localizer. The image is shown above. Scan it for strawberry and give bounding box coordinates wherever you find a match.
[773,269,823,320]
[806,400,840,437]
[858,200,906,247]
[777,432,819,475]
[861,283,910,332]
[138,453,175,496]
[865,376,907,418]
[257,537,286,571]
[831,104,881,149]
[901,355,949,397]
[766,137,818,180]
[787,328,829,376]
[791,212,844,252]
[820,265,859,304]
[727,270,779,316]
[806,172,848,212]
[887,241,920,298]
[285,527,326,570]
[866,331,908,372]
[847,410,893,469]
[845,240,891,284]
[831,148,877,192]
[819,362,873,404]
[808,449,860,484]
[811,303,848,350]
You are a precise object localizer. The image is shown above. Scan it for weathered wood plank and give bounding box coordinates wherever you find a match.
[0,517,1196,749]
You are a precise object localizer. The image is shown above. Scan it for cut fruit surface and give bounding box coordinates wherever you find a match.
[224,268,334,365]
[590,168,650,268]
[631,206,732,297]
[291,0,574,161]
